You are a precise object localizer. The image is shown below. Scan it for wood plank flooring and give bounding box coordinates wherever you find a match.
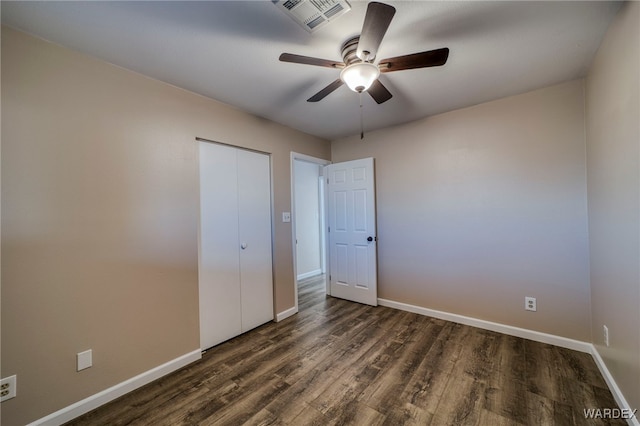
[66,275,624,425]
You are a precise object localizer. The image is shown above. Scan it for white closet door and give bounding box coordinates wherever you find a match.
[199,142,274,350]
[199,143,242,349]
[237,149,273,332]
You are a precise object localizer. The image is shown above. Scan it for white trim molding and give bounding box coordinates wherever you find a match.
[379,298,639,424]
[378,298,592,352]
[297,269,322,281]
[590,347,640,426]
[28,349,202,426]
[276,306,298,322]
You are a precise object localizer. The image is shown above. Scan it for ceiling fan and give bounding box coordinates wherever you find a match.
[279,1,449,105]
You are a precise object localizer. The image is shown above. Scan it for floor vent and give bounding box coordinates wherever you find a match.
[274,0,351,32]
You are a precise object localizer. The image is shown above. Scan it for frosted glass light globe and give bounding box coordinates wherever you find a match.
[340,62,380,93]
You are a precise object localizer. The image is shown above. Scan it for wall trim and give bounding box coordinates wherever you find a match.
[590,346,640,426]
[276,306,298,322]
[27,304,637,425]
[378,298,592,353]
[28,349,202,426]
[379,298,639,423]
[297,269,322,281]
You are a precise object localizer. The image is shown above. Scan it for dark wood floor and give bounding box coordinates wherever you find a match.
[67,275,623,425]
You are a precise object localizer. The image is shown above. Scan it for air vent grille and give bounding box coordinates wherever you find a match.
[323,3,345,19]
[274,0,351,32]
[282,0,302,10]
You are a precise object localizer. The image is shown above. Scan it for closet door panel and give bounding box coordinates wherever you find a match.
[198,143,242,349]
[237,149,274,332]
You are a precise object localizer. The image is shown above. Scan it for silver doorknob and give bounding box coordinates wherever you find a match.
[241,242,248,250]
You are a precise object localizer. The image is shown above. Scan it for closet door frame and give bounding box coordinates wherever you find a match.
[197,138,275,351]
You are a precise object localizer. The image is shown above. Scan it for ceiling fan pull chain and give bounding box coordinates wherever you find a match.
[360,92,365,140]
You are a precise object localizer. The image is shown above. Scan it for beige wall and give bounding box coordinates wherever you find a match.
[1,27,330,425]
[586,1,640,412]
[332,80,592,341]
[3,2,638,422]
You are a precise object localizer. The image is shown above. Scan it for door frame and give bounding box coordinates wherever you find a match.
[290,152,331,315]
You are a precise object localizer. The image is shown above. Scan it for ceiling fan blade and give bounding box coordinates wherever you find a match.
[367,79,393,104]
[356,2,396,61]
[307,79,344,102]
[279,53,345,69]
[378,48,449,73]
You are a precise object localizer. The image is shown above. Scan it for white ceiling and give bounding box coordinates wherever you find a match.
[2,1,622,140]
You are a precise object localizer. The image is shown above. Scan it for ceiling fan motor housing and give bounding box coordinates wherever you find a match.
[341,36,365,65]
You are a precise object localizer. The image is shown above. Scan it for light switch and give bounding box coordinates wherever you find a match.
[77,349,92,371]
[282,212,291,223]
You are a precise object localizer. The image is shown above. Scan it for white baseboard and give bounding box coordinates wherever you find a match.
[276,306,298,322]
[377,298,592,353]
[297,269,322,280]
[590,346,640,426]
[379,298,638,424]
[28,349,202,426]
[27,303,637,426]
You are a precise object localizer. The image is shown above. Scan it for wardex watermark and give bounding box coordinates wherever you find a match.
[583,408,637,419]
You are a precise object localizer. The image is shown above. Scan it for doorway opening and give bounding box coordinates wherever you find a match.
[291,153,330,314]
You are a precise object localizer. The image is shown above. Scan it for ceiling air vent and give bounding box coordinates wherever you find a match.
[274,0,351,33]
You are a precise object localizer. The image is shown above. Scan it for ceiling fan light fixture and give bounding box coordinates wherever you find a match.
[340,62,380,93]
[279,1,448,104]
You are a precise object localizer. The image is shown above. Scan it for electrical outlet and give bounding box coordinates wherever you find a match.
[0,375,17,402]
[525,296,537,312]
[603,325,609,347]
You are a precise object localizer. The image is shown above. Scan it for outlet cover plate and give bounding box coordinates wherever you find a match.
[0,375,17,402]
[525,296,537,312]
[77,349,93,371]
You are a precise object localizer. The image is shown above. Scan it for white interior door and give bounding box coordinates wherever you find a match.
[325,158,377,306]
